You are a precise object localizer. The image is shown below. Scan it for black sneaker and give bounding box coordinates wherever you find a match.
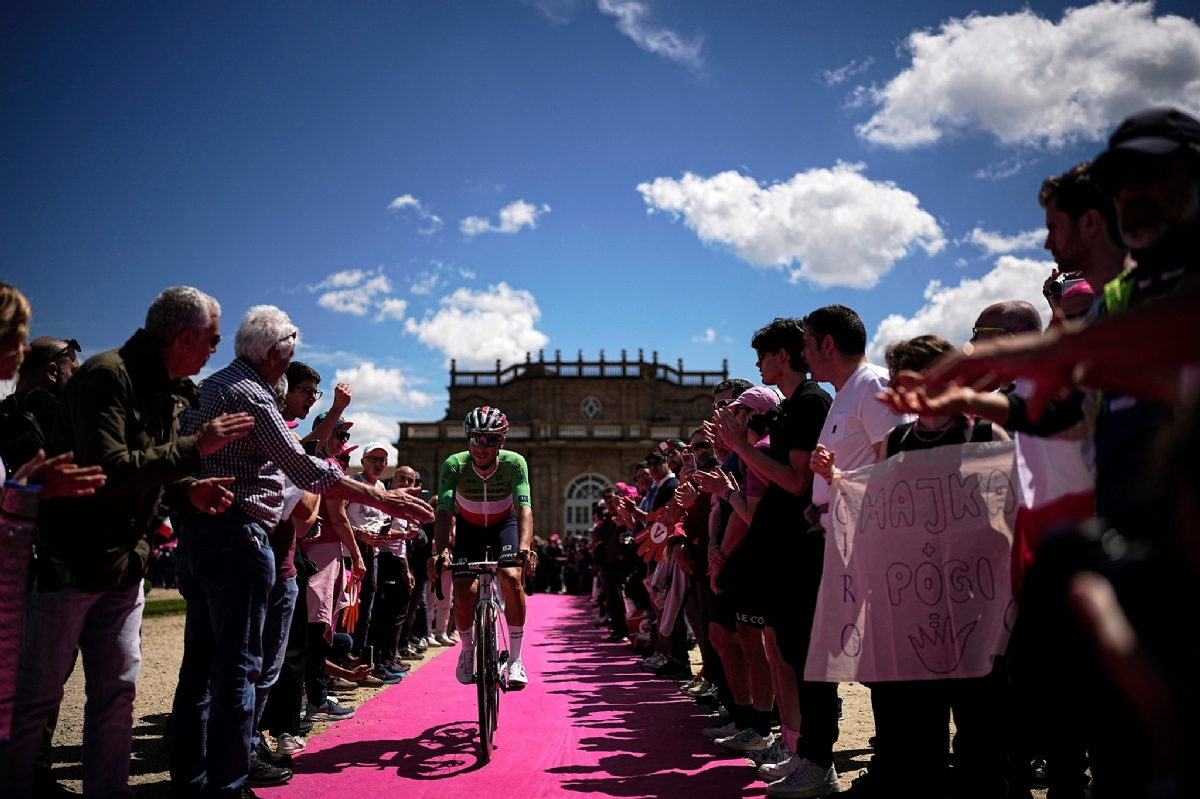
[298,719,314,736]
[246,754,293,787]
[238,788,260,799]
[652,660,691,680]
[256,739,293,768]
[602,633,628,643]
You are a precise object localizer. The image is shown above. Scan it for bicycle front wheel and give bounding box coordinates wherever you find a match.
[475,603,494,763]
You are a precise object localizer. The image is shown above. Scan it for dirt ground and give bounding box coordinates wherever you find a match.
[47,600,1046,797]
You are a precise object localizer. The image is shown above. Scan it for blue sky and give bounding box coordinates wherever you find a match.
[4,0,1199,453]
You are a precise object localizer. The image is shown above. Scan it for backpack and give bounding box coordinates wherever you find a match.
[0,391,48,475]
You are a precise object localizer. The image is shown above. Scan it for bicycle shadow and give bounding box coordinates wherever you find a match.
[293,720,488,781]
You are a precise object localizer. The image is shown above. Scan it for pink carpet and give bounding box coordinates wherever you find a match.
[262,593,767,798]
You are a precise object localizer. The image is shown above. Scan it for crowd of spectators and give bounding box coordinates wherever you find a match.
[0,105,1196,799]
[575,107,1200,799]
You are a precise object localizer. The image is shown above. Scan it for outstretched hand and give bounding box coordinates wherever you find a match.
[188,476,236,514]
[196,412,255,456]
[377,488,435,525]
[14,451,107,499]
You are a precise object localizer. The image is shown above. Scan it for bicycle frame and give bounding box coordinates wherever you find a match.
[458,552,510,762]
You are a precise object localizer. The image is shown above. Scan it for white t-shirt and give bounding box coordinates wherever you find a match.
[812,363,912,508]
[345,473,406,557]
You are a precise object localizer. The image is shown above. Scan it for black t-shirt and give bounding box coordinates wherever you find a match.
[650,476,679,512]
[746,380,832,543]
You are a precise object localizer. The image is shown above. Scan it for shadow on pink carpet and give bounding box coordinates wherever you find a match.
[260,593,766,798]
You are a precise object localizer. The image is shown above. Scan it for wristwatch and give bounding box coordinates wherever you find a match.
[723,488,735,502]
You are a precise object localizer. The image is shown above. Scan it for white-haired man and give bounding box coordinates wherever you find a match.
[168,305,434,799]
[3,287,253,799]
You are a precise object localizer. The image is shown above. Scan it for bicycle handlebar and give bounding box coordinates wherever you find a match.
[433,550,531,601]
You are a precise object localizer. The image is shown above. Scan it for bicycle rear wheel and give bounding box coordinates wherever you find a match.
[475,603,494,763]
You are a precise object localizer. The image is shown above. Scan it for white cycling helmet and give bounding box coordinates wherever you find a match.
[464,406,509,435]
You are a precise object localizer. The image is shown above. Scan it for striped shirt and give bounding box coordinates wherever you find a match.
[181,358,343,528]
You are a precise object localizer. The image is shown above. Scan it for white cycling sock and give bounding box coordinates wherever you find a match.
[508,626,524,662]
[458,627,475,647]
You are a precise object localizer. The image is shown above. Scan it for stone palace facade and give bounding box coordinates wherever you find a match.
[394,349,727,539]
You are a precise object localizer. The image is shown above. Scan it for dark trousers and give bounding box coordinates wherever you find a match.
[598,560,629,637]
[401,560,429,643]
[869,665,1008,799]
[304,623,329,708]
[349,542,376,656]
[370,552,411,664]
[260,572,307,737]
[790,531,840,768]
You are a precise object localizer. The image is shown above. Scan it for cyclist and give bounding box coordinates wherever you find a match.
[429,407,537,689]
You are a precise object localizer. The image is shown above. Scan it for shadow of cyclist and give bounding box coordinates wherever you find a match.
[293,721,487,780]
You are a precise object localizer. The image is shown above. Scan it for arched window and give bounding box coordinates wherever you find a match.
[564,474,611,537]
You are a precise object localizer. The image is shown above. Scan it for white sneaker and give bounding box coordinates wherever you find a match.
[702,720,738,740]
[752,736,790,768]
[760,752,805,781]
[766,758,840,797]
[277,733,307,755]
[717,727,770,753]
[638,653,667,671]
[505,659,528,689]
[435,632,456,647]
[456,642,475,685]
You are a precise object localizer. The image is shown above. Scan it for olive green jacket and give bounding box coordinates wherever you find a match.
[35,329,203,592]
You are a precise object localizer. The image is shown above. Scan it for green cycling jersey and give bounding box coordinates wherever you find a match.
[437,450,532,527]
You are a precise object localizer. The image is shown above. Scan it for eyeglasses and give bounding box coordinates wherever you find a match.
[468,433,503,448]
[296,387,323,399]
[362,454,388,464]
[970,327,1017,342]
[691,440,713,450]
[51,339,81,362]
[713,398,733,409]
[334,430,351,441]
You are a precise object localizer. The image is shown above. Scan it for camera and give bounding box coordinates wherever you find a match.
[1046,277,1085,298]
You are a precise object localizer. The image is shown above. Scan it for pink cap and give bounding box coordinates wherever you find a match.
[729,386,781,414]
[1063,282,1094,301]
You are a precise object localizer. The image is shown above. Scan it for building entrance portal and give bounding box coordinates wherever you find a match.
[564,474,611,538]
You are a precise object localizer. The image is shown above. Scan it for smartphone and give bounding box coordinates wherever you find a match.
[419,489,431,503]
[683,450,696,469]
[363,644,374,667]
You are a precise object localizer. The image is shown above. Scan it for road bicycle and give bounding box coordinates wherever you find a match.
[436,549,512,763]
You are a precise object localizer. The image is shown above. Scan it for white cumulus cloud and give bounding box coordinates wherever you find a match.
[375,297,408,322]
[459,200,551,236]
[311,270,393,316]
[335,362,432,409]
[404,282,550,369]
[309,268,412,321]
[692,328,716,344]
[388,193,443,234]
[866,255,1054,362]
[637,163,945,289]
[597,0,703,70]
[965,227,1045,255]
[856,1,1200,149]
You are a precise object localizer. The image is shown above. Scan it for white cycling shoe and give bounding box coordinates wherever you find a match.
[505,659,528,690]
[456,642,476,685]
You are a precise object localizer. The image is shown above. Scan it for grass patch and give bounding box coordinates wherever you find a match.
[144,598,187,617]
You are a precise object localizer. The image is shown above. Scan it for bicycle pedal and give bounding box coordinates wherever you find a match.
[500,650,510,665]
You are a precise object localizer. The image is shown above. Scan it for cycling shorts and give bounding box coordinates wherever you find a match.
[452,510,519,579]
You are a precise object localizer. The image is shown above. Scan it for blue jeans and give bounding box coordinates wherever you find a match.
[4,580,143,799]
[170,513,275,799]
[252,575,297,748]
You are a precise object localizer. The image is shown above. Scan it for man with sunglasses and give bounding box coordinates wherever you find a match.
[0,337,80,473]
[429,406,535,689]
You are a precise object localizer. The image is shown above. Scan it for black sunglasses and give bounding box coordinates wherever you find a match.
[51,338,81,362]
[334,430,351,441]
